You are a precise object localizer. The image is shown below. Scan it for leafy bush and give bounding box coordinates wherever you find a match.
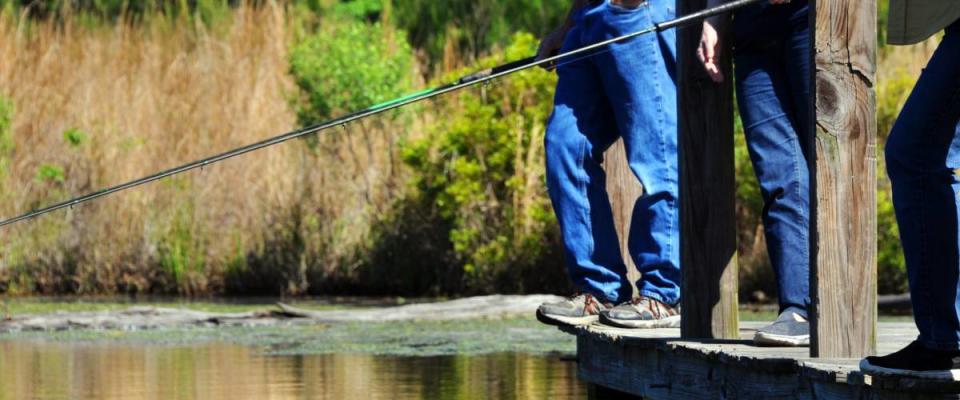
[392,0,568,63]
[289,20,413,125]
[397,33,564,291]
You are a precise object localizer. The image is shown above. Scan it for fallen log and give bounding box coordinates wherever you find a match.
[0,295,563,333]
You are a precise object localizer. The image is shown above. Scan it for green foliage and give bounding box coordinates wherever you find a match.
[877,68,915,142]
[158,196,206,292]
[0,97,12,211]
[878,0,889,49]
[875,53,919,295]
[34,164,65,184]
[63,127,87,147]
[392,0,568,62]
[289,20,413,125]
[733,106,762,217]
[400,33,560,289]
[330,0,383,21]
[0,97,12,177]
[877,181,907,293]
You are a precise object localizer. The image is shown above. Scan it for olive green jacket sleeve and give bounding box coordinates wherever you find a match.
[888,0,960,45]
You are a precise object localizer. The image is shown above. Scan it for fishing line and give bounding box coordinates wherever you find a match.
[0,0,763,228]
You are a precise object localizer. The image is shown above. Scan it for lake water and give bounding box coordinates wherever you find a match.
[0,341,586,399]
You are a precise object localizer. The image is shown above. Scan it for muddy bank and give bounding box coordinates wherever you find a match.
[0,295,562,333]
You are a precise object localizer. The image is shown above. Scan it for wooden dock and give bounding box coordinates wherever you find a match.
[566,322,960,399]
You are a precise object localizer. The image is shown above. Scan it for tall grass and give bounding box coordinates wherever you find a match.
[0,2,408,295]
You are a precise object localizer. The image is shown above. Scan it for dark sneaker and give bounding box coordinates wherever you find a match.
[536,293,613,327]
[598,296,680,328]
[753,308,810,347]
[860,341,960,380]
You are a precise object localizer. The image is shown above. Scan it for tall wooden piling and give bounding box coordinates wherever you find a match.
[810,0,878,358]
[676,0,740,339]
[603,141,645,292]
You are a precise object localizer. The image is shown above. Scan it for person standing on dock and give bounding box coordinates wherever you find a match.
[534,0,684,329]
[860,2,960,380]
[698,0,812,346]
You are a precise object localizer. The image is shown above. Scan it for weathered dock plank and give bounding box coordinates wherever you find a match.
[574,322,960,399]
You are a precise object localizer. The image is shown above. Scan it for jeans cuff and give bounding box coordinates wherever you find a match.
[577,286,620,304]
[920,337,960,351]
[639,289,678,307]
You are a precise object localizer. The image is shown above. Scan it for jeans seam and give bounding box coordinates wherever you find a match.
[576,135,590,235]
[791,135,807,254]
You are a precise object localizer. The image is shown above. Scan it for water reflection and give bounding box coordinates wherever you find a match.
[0,342,585,399]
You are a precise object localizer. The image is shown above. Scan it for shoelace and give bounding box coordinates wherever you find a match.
[629,296,670,319]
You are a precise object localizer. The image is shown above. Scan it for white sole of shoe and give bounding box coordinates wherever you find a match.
[860,359,960,381]
[599,314,681,329]
[753,331,810,347]
[535,309,598,327]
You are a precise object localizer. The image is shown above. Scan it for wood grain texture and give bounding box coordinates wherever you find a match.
[811,0,878,358]
[573,322,951,399]
[602,140,644,295]
[677,0,739,339]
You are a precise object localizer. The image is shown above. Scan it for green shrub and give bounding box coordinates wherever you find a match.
[398,33,562,290]
[157,189,207,294]
[392,0,568,63]
[289,20,414,125]
[877,181,907,293]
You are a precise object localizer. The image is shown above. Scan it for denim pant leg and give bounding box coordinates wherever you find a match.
[733,6,811,313]
[582,0,681,305]
[885,20,960,351]
[545,21,631,304]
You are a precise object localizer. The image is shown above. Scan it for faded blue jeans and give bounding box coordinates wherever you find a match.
[732,1,811,314]
[886,19,960,351]
[545,0,678,305]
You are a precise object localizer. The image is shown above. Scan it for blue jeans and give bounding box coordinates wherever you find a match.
[545,0,678,305]
[733,1,811,313]
[886,20,960,351]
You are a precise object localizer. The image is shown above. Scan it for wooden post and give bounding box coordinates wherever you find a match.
[810,0,878,358]
[603,141,644,295]
[677,0,739,339]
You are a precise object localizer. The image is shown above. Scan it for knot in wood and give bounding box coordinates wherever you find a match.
[816,70,856,140]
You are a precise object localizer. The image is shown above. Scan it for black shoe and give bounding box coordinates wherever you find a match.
[753,308,809,347]
[536,293,612,327]
[860,340,960,380]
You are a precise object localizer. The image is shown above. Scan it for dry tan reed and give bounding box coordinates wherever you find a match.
[0,3,407,294]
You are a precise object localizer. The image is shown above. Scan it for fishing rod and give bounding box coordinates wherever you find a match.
[0,0,762,229]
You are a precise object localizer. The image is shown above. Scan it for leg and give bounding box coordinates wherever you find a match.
[545,22,630,304]
[885,22,960,352]
[734,34,810,315]
[583,0,680,306]
[862,25,960,373]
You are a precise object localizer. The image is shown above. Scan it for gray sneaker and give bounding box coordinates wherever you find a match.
[599,296,681,328]
[536,293,612,327]
[753,308,810,347]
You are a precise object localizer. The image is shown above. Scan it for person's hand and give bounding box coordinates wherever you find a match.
[537,26,570,69]
[697,19,724,83]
